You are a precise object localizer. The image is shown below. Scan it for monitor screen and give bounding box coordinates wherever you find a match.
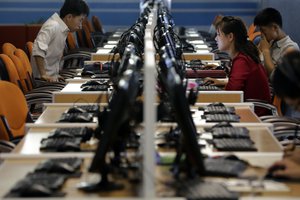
[78,68,141,192]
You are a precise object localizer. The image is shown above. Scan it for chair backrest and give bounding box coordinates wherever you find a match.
[92,15,104,34]
[2,43,17,56]
[66,32,78,50]
[25,41,33,60]
[0,80,28,141]
[6,54,30,93]
[0,54,24,92]
[81,24,95,48]
[14,48,34,90]
[83,18,95,33]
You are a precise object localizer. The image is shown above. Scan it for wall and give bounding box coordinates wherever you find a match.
[0,0,261,48]
[0,0,260,28]
[260,0,300,46]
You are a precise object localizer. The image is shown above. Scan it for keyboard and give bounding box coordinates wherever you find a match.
[72,105,100,113]
[204,157,248,177]
[178,178,239,200]
[6,172,66,197]
[213,138,257,151]
[203,114,240,122]
[40,137,81,152]
[35,157,83,172]
[202,106,236,114]
[81,85,108,91]
[197,85,221,91]
[49,127,93,141]
[211,127,250,138]
[58,113,93,123]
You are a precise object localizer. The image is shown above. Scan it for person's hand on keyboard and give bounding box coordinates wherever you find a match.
[267,158,300,180]
[203,77,227,87]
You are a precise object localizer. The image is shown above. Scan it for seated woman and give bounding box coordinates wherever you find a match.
[205,16,271,116]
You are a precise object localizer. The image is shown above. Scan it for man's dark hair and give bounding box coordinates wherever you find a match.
[254,7,282,28]
[273,51,300,99]
[60,0,89,18]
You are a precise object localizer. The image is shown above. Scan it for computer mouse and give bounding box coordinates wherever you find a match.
[21,184,53,197]
[67,106,87,114]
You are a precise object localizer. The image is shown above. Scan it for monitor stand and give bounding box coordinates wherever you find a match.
[78,166,124,192]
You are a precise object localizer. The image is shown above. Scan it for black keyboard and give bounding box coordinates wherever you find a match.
[6,172,66,197]
[178,178,239,200]
[213,138,257,151]
[211,127,250,138]
[67,105,100,113]
[203,114,240,122]
[12,172,66,191]
[204,157,248,177]
[198,85,221,91]
[58,113,93,123]
[40,137,81,152]
[202,106,236,114]
[81,85,108,91]
[49,127,93,141]
[35,157,83,172]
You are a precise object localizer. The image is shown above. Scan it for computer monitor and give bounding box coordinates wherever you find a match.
[157,57,205,178]
[78,69,141,192]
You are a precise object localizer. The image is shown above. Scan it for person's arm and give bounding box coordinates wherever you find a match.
[259,33,274,77]
[204,77,227,87]
[225,57,250,91]
[270,158,300,179]
[34,55,57,82]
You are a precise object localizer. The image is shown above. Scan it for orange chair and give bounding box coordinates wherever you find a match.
[25,41,33,60]
[92,15,104,34]
[0,80,30,142]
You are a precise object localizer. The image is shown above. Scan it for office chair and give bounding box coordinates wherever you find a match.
[92,15,104,34]
[0,80,33,143]
[24,41,33,60]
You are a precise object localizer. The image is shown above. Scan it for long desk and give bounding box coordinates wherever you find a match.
[53,82,243,103]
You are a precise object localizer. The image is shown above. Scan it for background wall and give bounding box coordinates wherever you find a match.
[0,0,260,29]
[0,0,299,48]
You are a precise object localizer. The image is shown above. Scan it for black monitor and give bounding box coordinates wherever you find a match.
[78,69,141,192]
[164,67,205,178]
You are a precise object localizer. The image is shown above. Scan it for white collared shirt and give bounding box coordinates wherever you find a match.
[31,13,69,79]
[270,35,299,66]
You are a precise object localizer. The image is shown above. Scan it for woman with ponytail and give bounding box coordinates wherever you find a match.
[205,16,271,116]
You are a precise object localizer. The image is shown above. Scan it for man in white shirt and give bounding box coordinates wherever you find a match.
[254,7,299,78]
[31,0,89,82]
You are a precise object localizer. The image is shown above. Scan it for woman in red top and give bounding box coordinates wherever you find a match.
[205,16,271,116]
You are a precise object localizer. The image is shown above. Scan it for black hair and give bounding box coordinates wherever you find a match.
[273,51,300,99]
[254,7,282,28]
[216,16,260,63]
[60,0,89,18]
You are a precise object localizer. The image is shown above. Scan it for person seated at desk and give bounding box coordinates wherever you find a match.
[204,16,271,116]
[268,51,300,179]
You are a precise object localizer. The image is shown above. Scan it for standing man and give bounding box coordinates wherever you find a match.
[31,0,89,82]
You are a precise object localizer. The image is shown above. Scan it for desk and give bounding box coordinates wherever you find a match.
[52,83,111,103]
[35,103,104,124]
[53,82,243,103]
